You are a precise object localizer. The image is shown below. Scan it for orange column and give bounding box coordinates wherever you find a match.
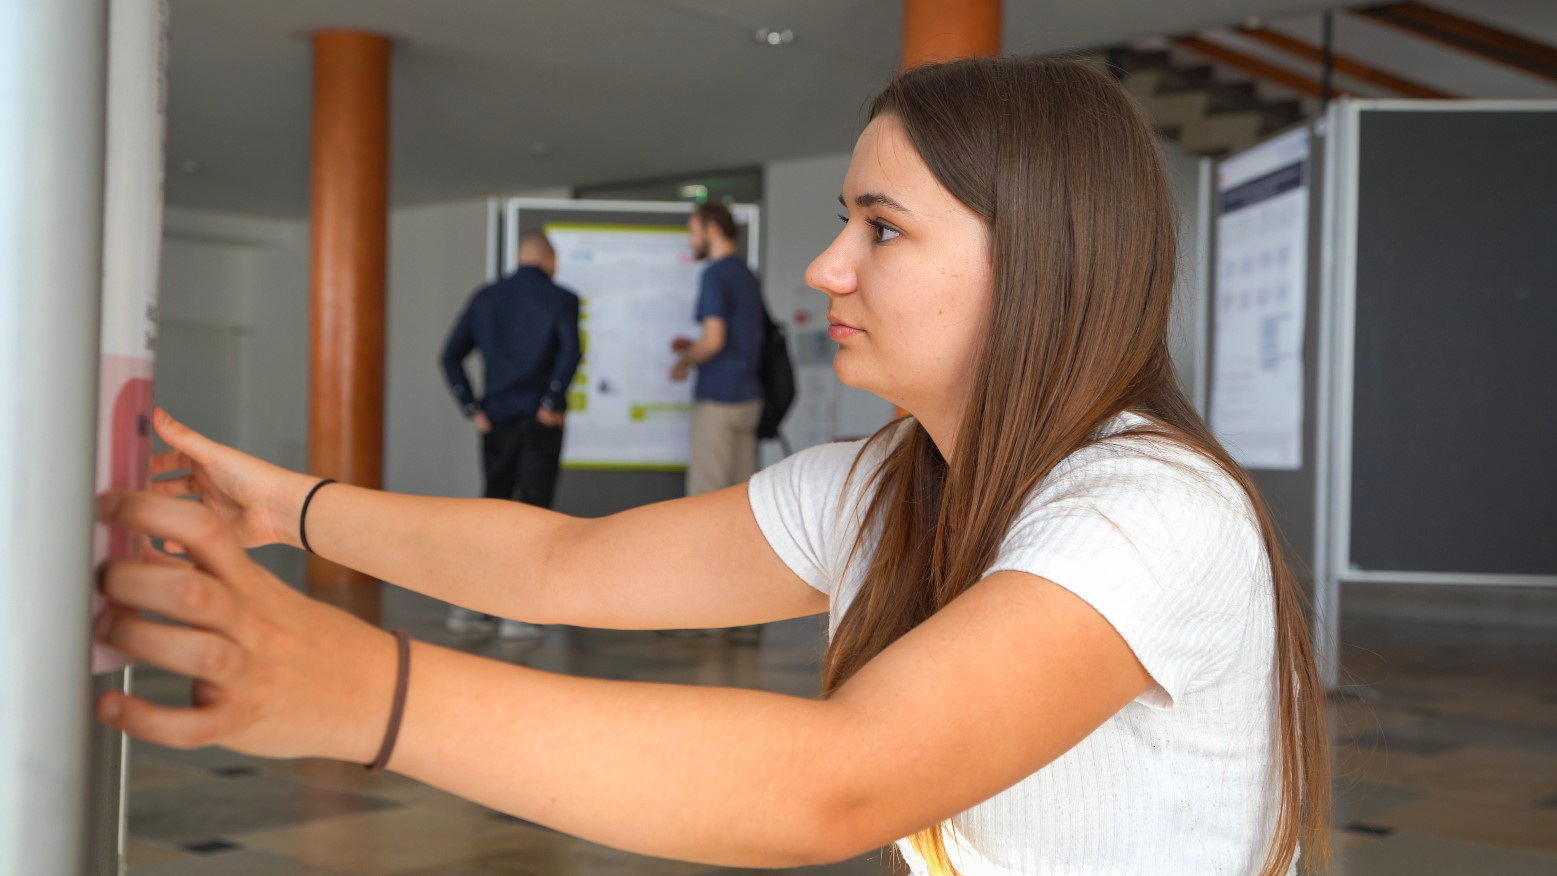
[307,30,390,619]
[902,0,1002,68]
[895,1,1001,420]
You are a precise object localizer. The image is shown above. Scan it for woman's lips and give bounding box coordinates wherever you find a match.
[827,318,863,341]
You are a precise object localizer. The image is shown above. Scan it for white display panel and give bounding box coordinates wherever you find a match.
[1210,126,1310,471]
[547,224,702,469]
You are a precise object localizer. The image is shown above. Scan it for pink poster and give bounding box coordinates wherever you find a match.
[92,358,156,672]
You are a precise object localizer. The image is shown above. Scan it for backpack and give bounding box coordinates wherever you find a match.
[756,306,796,449]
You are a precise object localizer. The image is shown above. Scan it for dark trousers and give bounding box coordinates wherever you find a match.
[481,416,564,508]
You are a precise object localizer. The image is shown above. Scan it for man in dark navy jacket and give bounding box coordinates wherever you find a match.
[441,232,580,637]
[442,231,581,506]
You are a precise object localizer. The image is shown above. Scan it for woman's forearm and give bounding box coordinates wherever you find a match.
[274,479,823,631]
[279,481,571,617]
[388,643,868,867]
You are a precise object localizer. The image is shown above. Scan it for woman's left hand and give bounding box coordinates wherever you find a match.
[95,490,399,764]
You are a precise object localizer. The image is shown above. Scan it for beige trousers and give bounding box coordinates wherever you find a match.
[687,399,762,496]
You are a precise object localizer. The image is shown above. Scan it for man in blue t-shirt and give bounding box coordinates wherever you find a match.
[670,203,764,497]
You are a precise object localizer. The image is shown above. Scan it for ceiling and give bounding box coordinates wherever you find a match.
[164,0,1553,216]
[165,0,1370,215]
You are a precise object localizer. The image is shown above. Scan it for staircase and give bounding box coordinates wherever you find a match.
[1105,45,1313,156]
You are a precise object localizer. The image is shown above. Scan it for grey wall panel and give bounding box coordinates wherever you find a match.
[1349,109,1557,576]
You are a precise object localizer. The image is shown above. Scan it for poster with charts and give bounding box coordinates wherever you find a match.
[1211,127,1309,471]
[545,223,703,469]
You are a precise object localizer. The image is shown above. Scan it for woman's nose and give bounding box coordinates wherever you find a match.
[804,231,857,297]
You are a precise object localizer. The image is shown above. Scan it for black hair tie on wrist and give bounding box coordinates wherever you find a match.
[367,629,412,773]
[299,478,337,554]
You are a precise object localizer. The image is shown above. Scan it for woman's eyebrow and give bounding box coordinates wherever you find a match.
[838,192,913,215]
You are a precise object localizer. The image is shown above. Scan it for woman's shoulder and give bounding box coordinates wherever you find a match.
[1042,413,1253,513]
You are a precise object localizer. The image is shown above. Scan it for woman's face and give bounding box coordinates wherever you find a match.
[805,114,994,417]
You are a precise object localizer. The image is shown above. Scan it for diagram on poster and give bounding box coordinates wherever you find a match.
[1211,127,1309,471]
[546,223,702,469]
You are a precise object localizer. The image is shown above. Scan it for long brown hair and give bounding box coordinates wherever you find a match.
[819,57,1330,874]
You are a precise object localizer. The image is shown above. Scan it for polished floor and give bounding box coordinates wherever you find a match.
[124,587,1557,875]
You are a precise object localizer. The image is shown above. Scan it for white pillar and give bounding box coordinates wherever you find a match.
[0,0,109,872]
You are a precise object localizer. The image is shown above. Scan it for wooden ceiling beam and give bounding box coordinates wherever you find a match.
[1172,35,1343,100]
[1352,2,1557,85]
[1236,25,1456,98]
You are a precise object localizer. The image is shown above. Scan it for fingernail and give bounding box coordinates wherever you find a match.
[96,493,121,519]
[94,610,116,641]
[99,696,122,721]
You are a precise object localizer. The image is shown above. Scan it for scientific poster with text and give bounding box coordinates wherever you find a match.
[1210,127,1309,471]
[546,224,703,469]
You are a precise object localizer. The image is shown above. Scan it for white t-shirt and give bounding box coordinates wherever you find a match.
[747,413,1282,875]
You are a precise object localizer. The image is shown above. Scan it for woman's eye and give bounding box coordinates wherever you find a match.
[867,220,901,244]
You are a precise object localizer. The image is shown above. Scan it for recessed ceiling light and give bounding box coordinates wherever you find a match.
[753,27,794,47]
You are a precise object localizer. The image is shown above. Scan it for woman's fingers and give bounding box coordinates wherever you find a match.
[151,474,198,497]
[98,612,246,686]
[134,535,192,569]
[99,491,247,584]
[149,447,194,478]
[152,408,221,464]
[101,561,236,629]
[97,690,232,751]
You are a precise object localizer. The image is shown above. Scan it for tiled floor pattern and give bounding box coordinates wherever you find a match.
[123,587,1557,875]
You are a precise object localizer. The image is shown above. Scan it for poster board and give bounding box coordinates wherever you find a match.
[1210,126,1311,471]
[1329,101,1557,584]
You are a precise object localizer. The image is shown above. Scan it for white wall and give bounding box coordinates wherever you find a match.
[383,199,489,499]
[158,208,310,466]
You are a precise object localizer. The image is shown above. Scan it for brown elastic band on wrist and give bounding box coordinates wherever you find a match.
[366,629,411,773]
[298,478,336,554]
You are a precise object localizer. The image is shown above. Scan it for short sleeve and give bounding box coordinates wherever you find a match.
[985,443,1269,709]
[746,439,873,597]
[694,266,725,322]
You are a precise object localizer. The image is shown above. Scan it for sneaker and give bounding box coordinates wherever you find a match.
[446,608,497,634]
[498,620,547,640]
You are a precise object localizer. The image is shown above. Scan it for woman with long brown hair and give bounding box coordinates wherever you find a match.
[97,56,1329,874]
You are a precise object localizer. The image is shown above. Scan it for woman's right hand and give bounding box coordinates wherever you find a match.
[150,408,316,550]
